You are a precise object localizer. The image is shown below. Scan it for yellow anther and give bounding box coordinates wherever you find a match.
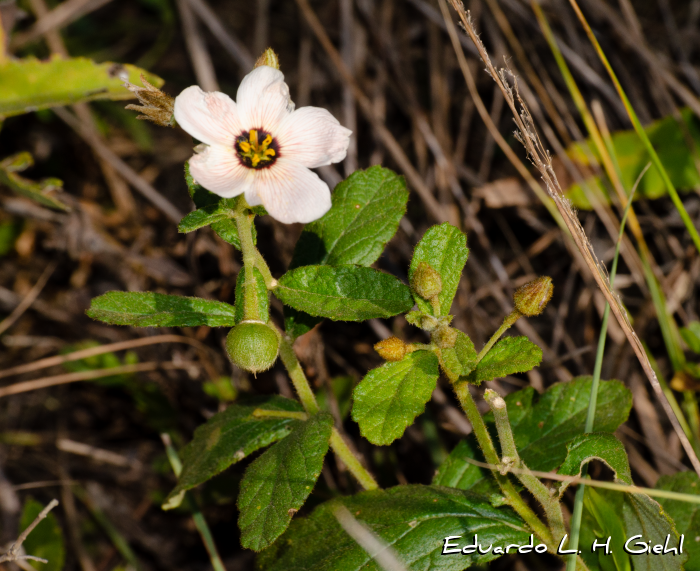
[239,141,251,153]
[249,129,259,146]
[236,129,277,168]
[251,155,261,167]
[262,134,273,147]
[264,149,276,157]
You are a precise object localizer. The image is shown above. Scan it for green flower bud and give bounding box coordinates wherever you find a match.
[226,321,279,374]
[411,262,442,301]
[513,276,553,317]
[255,48,280,70]
[374,336,408,362]
[433,326,458,349]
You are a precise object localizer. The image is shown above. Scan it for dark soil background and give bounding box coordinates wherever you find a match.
[1,0,699,569]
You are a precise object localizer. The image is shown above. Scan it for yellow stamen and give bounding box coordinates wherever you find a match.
[264,149,276,157]
[236,128,277,168]
[249,129,258,146]
[262,134,273,147]
[239,141,251,153]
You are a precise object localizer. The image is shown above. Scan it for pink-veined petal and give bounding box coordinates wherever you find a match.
[174,86,241,146]
[236,66,292,133]
[245,158,331,224]
[188,144,253,198]
[277,107,352,168]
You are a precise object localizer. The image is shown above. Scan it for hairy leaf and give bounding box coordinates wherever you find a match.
[0,152,67,210]
[434,377,632,492]
[657,472,700,570]
[258,485,531,571]
[558,433,631,495]
[0,57,163,118]
[467,336,542,384]
[238,412,333,551]
[20,497,65,571]
[439,330,477,382]
[178,201,236,233]
[578,488,632,571]
[409,223,468,316]
[290,166,409,267]
[274,265,413,321]
[87,291,238,327]
[164,396,303,509]
[234,267,269,324]
[352,351,439,445]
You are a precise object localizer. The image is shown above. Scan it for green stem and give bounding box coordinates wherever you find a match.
[233,198,260,321]
[252,408,309,420]
[452,381,556,549]
[330,428,379,490]
[275,326,379,491]
[475,310,522,364]
[161,435,226,571]
[484,389,566,542]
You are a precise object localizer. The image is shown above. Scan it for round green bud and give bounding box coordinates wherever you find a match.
[433,326,458,349]
[225,321,279,374]
[411,262,443,300]
[513,276,554,317]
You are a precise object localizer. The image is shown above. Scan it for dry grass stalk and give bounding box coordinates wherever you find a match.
[444,0,700,476]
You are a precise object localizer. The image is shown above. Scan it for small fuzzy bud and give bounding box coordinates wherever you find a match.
[374,336,408,362]
[255,48,280,70]
[226,321,279,374]
[124,75,175,127]
[433,326,458,349]
[411,262,442,301]
[513,276,553,317]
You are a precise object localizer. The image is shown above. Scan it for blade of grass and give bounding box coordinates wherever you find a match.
[161,434,226,571]
[566,0,700,255]
[565,164,648,570]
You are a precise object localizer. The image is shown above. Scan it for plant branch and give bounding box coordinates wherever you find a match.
[0,499,59,564]
[233,198,261,322]
[475,310,521,364]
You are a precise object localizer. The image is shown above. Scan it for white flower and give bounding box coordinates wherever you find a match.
[173,66,352,224]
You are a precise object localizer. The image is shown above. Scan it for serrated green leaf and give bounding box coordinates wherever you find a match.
[409,223,468,316]
[290,166,409,268]
[434,377,632,492]
[238,412,333,551]
[681,322,700,354]
[467,336,542,384]
[656,472,700,570]
[578,487,632,571]
[257,484,531,571]
[432,439,495,494]
[557,433,631,495]
[274,265,413,321]
[352,351,439,445]
[439,330,477,382]
[234,267,269,324]
[178,201,236,233]
[0,57,163,118]
[87,291,238,327]
[19,497,65,571]
[0,152,67,210]
[164,396,303,508]
[184,163,255,249]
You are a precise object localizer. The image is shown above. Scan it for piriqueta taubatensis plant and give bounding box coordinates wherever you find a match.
[85,48,700,571]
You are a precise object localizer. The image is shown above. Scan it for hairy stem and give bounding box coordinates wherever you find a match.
[252,408,309,420]
[484,389,567,542]
[275,327,379,490]
[233,198,261,322]
[452,381,555,549]
[475,309,522,364]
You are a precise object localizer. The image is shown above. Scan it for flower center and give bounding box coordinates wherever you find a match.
[235,129,278,169]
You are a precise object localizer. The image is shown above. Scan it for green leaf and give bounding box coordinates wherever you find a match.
[0,57,163,118]
[467,336,542,384]
[432,439,495,493]
[439,330,478,382]
[352,351,439,445]
[0,152,67,210]
[257,484,531,571]
[234,267,269,324]
[274,265,413,321]
[184,163,255,249]
[434,377,632,492]
[578,487,632,571]
[178,201,236,233]
[290,166,409,268]
[238,412,333,552]
[409,223,468,316]
[656,472,700,570]
[19,497,65,571]
[87,291,238,327]
[681,322,700,354]
[557,433,631,495]
[283,307,322,341]
[565,108,700,209]
[164,396,303,508]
